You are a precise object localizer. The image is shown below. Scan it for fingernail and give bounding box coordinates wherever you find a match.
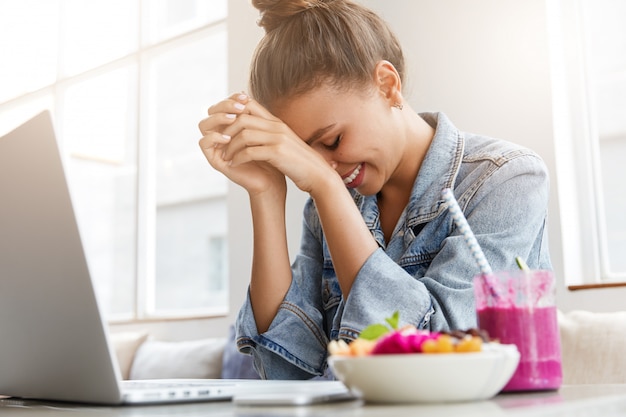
[226,113,236,119]
[238,93,248,101]
[222,134,231,141]
[234,102,245,111]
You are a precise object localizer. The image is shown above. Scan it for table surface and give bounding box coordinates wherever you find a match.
[2,384,626,416]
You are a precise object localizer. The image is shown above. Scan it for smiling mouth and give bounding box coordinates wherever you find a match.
[342,164,363,185]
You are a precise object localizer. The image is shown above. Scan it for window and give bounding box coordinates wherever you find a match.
[549,0,626,285]
[0,0,229,320]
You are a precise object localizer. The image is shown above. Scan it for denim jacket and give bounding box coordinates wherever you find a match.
[235,112,552,379]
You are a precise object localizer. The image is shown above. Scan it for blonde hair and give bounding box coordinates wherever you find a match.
[249,0,405,109]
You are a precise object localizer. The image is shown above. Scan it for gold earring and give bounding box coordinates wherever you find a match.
[393,102,403,110]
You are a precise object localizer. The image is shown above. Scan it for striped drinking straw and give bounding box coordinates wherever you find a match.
[441,188,493,275]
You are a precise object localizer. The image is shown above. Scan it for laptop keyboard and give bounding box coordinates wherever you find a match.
[122,380,233,390]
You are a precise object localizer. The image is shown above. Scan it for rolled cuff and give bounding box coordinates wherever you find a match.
[339,248,434,339]
[235,281,328,379]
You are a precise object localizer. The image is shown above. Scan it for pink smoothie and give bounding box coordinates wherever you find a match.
[477,305,562,391]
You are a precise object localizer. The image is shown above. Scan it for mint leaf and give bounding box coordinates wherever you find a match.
[385,310,400,330]
[358,324,390,341]
[358,311,402,341]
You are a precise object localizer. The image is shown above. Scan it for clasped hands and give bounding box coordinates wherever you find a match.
[198,93,334,197]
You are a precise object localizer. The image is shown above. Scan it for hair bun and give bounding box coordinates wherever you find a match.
[252,0,332,33]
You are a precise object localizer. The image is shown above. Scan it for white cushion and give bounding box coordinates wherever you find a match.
[129,337,227,380]
[109,331,149,380]
[558,310,626,384]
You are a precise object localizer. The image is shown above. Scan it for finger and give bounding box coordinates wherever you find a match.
[198,112,237,135]
[201,93,276,136]
[221,112,288,139]
[207,93,250,117]
[198,131,232,150]
[198,135,232,172]
[224,126,302,169]
[227,140,280,168]
[239,97,279,121]
[221,117,289,161]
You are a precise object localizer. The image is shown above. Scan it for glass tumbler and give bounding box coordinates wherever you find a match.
[474,270,562,391]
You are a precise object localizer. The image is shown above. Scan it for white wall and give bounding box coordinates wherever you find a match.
[224,0,626,325]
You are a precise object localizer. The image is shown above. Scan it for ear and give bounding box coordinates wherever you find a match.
[374,60,403,107]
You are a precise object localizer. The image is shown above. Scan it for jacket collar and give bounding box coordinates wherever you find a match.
[354,112,465,240]
[405,112,464,226]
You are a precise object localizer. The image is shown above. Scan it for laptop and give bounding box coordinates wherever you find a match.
[0,111,356,407]
[0,110,242,405]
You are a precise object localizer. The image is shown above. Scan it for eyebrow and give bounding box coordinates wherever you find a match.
[305,123,336,146]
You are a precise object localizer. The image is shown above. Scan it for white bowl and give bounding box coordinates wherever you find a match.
[328,344,519,403]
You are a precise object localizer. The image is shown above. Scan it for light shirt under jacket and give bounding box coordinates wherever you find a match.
[234,112,552,379]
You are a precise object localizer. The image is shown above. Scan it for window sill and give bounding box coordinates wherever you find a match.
[567,282,626,291]
[108,312,228,325]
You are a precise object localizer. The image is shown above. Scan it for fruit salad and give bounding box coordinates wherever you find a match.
[328,311,492,357]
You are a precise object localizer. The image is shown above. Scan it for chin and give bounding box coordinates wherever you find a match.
[352,184,380,196]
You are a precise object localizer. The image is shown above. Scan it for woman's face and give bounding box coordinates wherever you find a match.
[272,84,405,196]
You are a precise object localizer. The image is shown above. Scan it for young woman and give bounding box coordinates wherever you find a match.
[198,0,552,379]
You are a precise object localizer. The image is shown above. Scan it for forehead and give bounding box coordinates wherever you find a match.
[272,84,342,114]
[271,85,371,139]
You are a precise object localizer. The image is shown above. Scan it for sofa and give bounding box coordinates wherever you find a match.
[112,311,626,384]
[110,326,259,381]
[558,310,626,384]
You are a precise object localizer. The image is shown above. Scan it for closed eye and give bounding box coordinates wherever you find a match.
[324,135,342,151]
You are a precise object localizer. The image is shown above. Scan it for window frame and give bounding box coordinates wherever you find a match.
[0,1,230,322]
[549,0,626,288]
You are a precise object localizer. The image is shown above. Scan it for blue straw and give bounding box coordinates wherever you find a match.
[441,188,493,275]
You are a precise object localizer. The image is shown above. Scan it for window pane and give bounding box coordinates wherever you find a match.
[155,200,228,314]
[1,0,231,320]
[0,0,59,103]
[583,0,626,76]
[62,66,138,318]
[598,137,626,273]
[0,94,55,137]
[583,0,626,276]
[145,27,229,314]
[143,0,227,45]
[150,30,228,204]
[60,0,138,77]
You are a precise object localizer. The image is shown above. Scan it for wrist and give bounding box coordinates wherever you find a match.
[309,172,346,202]
[249,186,286,208]
[248,175,287,201]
